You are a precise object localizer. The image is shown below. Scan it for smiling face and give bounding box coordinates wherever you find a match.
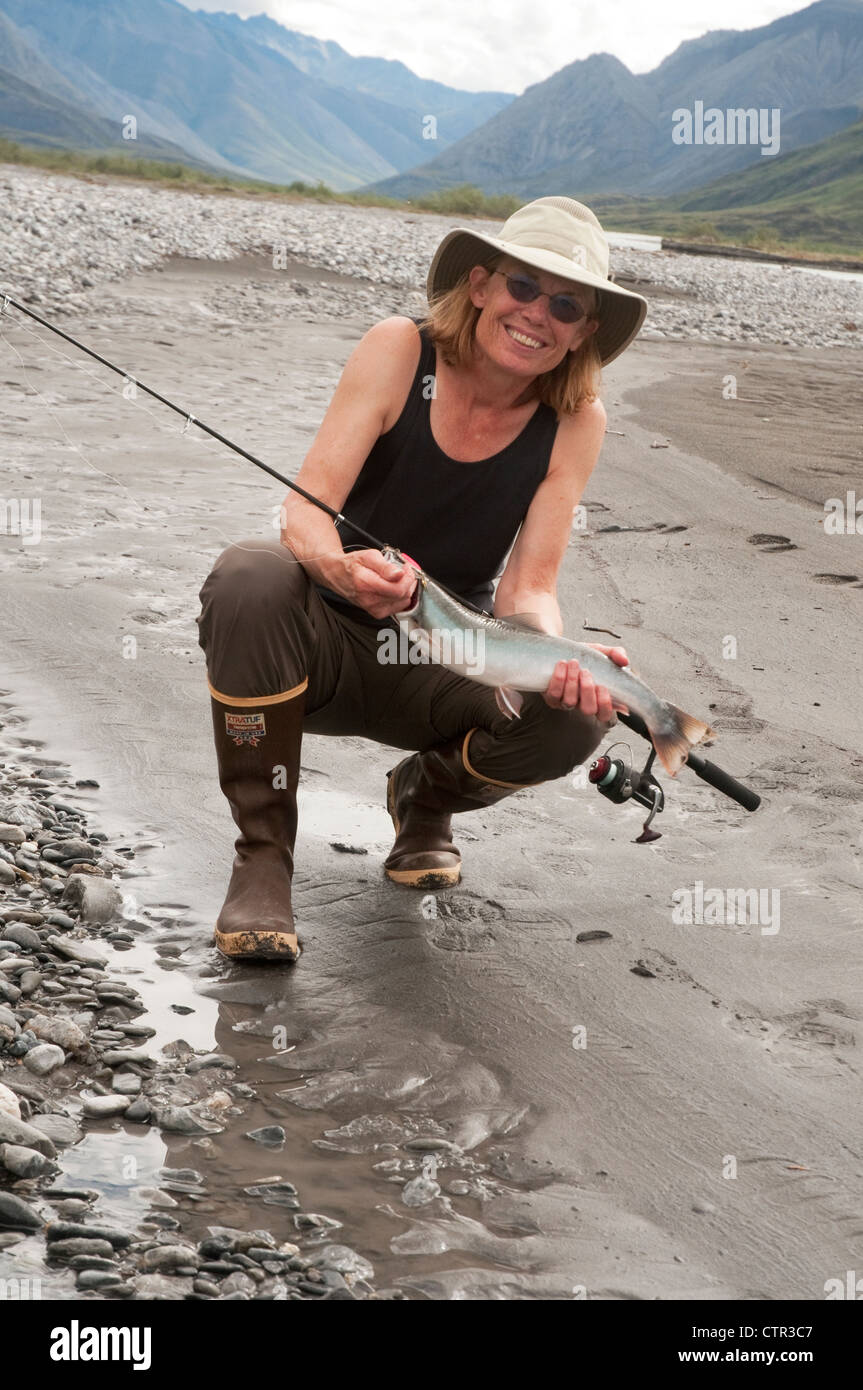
[468,255,600,380]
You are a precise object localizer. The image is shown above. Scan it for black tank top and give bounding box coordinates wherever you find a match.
[314,320,559,625]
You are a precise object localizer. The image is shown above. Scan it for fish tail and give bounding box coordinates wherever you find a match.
[648,702,715,777]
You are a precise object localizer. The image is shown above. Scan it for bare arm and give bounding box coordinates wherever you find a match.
[494,398,629,718]
[279,316,419,618]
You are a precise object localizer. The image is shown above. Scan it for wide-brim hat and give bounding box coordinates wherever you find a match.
[427,195,648,366]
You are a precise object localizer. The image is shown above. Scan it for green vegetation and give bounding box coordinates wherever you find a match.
[0,141,518,218]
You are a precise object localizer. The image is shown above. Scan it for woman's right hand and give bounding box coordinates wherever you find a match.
[334,549,419,619]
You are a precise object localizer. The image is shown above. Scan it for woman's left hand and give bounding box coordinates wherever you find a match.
[543,644,630,720]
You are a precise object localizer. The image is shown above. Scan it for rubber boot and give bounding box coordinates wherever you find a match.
[384,727,534,889]
[209,682,306,961]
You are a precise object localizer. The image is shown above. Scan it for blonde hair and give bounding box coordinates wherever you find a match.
[418,253,602,416]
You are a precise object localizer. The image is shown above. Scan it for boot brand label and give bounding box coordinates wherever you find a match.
[225,711,266,746]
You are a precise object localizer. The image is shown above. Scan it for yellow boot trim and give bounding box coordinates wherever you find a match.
[207,676,308,706]
[461,727,539,790]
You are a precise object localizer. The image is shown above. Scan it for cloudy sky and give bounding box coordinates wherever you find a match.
[183,0,804,92]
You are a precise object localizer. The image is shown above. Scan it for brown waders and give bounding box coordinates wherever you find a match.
[196,539,608,961]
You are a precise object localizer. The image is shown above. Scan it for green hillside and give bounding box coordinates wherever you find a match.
[588,118,863,258]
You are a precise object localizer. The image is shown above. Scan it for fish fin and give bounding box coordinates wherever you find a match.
[649,703,716,777]
[495,685,524,720]
[497,612,548,633]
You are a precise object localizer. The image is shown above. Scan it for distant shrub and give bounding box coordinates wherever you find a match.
[687,219,719,241]
[414,184,520,218]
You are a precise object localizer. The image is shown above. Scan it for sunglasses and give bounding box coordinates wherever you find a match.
[492,269,589,324]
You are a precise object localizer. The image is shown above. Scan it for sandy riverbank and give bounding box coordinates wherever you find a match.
[1,218,862,1299]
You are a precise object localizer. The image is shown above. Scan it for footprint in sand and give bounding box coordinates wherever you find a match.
[747,533,799,553]
[723,1004,859,1074]
[427,894,502,953]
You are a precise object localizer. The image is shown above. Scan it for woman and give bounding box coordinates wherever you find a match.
[196,195,648,962]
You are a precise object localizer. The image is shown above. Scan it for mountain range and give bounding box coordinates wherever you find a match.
[0,0,512,187]
[0,0,860,224]
[370,0,863,199]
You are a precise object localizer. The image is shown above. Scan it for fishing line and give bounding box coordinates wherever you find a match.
[0,303,400,571]
[1,292,387,550]
[0,316,353,566]
[0,293,472,604]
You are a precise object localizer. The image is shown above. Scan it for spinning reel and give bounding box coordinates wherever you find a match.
[588,710,761,843]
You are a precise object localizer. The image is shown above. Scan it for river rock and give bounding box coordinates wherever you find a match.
[27,1014,89,1051]
[245,1125,285,1147]
[24,1043,66,1076]
[0,1081,21,1117]
[60,874,122,925]
[77,1269,126,1290]
[141,1244,199,1272]
[101,1048,152,1066]
[47,1237,116,1260]
[81,1094,131,1118]
[45,935,107,965]
[0,1190,42,1230]
[0,1142,59,1178]
[154,1105,223,1135]
[1,922,41,950]
[0,824,26,844]
[0,1111,58,1156]
[46,1220,131,1247]
[30,1112,80,1146]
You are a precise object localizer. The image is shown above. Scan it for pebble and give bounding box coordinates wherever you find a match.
[27,1014,89,1051]
[154,1105,222,1135]
[1,922,41,950]
[0,1190,42,1230]
[30,1113,81,1146]
[123,1100,152,1123]
[0,1081,21,1116]
[0,1111,58,1157]
[140,1244,198,1272]
[47,1238,116,1260]
[45,935,107,966]
[245,1125,285,1147]
[101,1048,152,1066]
[81,1094,131,1118]
[77,1269,127,1290]
[112,1073,141,1095]
[60,874,122,925]
[0,1142,59,1178]
[187,1052,236,1072]
[0,825,26,844]
[46,1220,131,1247]
[23,1043,66,1076]
[44,911,78,931]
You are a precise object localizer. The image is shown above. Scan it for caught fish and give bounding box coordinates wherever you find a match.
[391,557,715,777]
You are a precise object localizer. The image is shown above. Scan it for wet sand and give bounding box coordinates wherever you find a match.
[1,253,862,1299]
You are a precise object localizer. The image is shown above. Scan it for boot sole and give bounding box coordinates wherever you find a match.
[214,929,300,962]
[385,763,461,889]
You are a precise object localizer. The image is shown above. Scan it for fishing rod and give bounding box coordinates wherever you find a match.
[1,292,762,834]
